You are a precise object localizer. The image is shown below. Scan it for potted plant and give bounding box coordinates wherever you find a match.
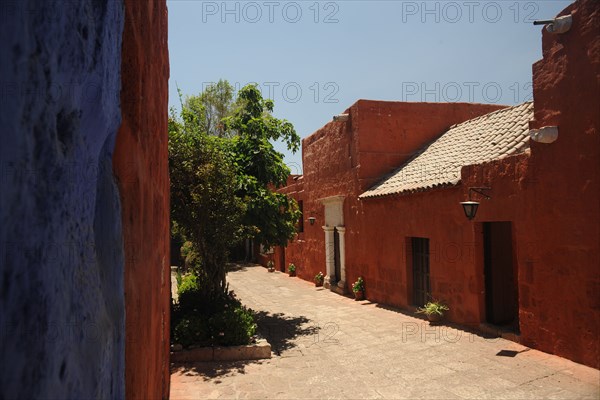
[352,277,365,300]
[288,263,296,277]
[314,272,324,287]
[267,260,275,273]
[417,300,449,323]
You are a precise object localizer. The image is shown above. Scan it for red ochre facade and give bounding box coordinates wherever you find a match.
[114,0,171,398]
[270,0,599,369]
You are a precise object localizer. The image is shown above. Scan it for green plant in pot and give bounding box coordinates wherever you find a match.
[352,277,365,300]
[314,271,324,287]
[417,300,449,323]
[267,260,275,272]
[288,263,296,277]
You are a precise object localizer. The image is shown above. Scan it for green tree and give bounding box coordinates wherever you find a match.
[169,104,244,297]
[224,84,301,248]
[169,83,301,296]
[176,80,235,138]
[200,79,235,138]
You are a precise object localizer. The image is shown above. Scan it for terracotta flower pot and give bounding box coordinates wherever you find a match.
[427,313,443,323]
[354,290,364,301]
[289,271,296,277]
[315,281,323,287]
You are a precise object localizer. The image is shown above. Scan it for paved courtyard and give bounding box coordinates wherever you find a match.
[170,264,599,399]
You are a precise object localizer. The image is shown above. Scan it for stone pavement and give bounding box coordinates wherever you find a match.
[170,264,599,399]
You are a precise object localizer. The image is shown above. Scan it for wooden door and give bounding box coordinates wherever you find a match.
[484,222,519,329]
[412,237,430,307]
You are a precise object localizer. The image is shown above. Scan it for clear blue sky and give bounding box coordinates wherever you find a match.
[168,0,570,172]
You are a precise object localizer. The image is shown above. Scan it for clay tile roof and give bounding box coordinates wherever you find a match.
[359,102,534,199]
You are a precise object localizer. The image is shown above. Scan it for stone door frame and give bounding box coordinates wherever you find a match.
[319,195,346,293]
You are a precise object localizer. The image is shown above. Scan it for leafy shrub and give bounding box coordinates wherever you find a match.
[175,274,202,315]
[417,300,449,316]
[173,315,211,348]
[178,273,199,294]
[208,305,257,346]
[172,282,258,348]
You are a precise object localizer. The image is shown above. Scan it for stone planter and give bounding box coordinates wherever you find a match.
[171,338,272,362]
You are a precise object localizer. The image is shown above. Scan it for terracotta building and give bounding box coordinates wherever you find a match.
[269,0,599,369]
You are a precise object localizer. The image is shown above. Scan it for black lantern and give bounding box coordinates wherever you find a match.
[461,187,491,220]
[308,217,316,226]
[460,201,480,220]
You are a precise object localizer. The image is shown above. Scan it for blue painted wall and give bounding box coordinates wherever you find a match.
[0,0,126,397]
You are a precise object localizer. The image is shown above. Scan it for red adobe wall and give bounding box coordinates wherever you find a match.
[356,151,535,326]
[278,101,503,284]
[113,0,171,398]
[351,186,474,316]
[483,0,598,368]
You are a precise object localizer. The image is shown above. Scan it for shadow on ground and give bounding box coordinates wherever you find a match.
[171,359,267,382]
[226,262,259,273]
[254,311,319,356]
[170,310,318,380]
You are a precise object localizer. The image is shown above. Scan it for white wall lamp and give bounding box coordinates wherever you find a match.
[533,15,572,34]
[530,126,559,143]
[308,217,316,226]
[460,187,491,220]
